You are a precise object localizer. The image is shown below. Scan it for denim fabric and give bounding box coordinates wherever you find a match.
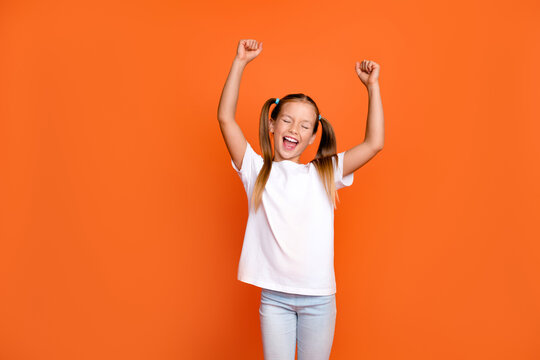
[259,288,337,360]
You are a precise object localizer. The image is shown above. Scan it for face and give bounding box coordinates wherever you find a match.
[269,101,318,163]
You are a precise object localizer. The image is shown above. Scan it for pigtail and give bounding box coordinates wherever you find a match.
[312,115,340,209]
[250,98,278,212]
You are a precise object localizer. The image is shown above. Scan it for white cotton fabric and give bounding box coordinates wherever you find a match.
[231,141,354,295]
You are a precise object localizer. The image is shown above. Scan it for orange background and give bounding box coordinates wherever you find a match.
[1,0,539,359]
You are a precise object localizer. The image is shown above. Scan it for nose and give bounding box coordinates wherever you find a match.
[289,125,299,135]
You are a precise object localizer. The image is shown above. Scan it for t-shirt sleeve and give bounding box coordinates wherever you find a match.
[334,151,354,190]
[230,141,264,196]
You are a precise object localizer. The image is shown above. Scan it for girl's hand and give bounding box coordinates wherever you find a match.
[355,60,380,87]
[235,39,263,64]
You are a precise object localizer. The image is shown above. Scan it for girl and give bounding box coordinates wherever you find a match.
[217,39,384,360]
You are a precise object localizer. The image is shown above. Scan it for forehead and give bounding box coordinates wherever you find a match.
[279,102,316,122]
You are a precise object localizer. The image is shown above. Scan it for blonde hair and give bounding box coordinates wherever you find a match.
[251,93,342,212]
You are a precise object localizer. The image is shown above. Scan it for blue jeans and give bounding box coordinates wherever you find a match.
[259,288,337,360]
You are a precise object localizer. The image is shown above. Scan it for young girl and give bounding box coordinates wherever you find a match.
[217,39,384,360]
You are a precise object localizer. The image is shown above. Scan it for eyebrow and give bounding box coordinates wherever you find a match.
[282,114,312,123]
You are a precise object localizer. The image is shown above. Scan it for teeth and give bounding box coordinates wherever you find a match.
[284,136,298,143]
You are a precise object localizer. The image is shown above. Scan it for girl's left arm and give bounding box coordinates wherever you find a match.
[342,60,384,178]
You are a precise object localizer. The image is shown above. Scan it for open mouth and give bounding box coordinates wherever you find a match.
[283,136,298,150]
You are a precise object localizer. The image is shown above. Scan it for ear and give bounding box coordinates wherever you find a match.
[308,132,317,145]
[268,118,274,133]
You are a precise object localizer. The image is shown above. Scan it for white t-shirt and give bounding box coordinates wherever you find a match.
[231,141,354,295]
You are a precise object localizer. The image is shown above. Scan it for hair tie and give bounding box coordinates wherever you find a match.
[318,114,322,121]
[275,98,280,104]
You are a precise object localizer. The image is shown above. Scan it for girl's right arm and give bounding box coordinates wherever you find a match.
[217,39,263,171]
